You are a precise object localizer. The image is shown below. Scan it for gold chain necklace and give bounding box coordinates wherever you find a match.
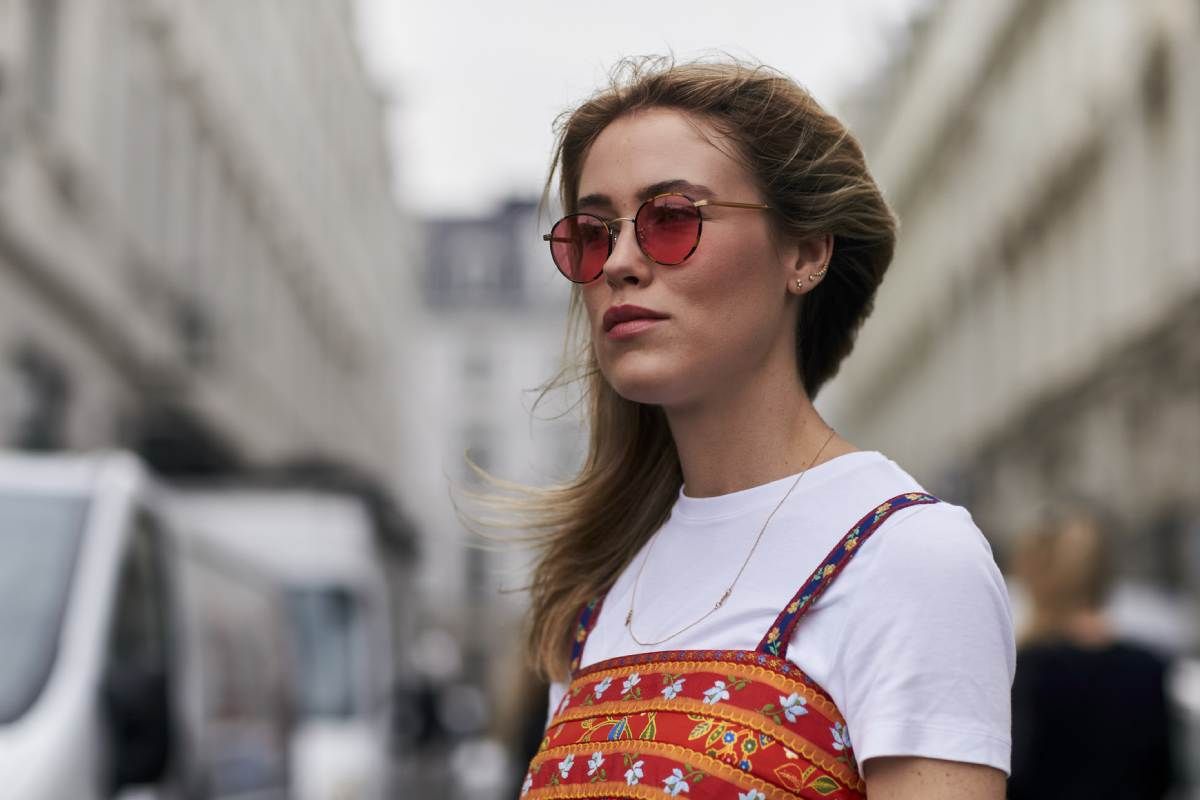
[624,427,837,647]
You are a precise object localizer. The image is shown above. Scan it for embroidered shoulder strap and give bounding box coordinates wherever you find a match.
[567,595,605,674]
[757,491,939,656]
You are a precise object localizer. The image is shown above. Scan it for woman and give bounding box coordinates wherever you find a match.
[513,56,1013,799]
[1008,505,1176,798]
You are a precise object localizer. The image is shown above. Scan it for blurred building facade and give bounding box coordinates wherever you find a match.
[405,197,581,692]
[0,0,414,486]
[827,0,1200,594]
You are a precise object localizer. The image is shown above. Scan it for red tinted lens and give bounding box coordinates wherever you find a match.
[636,195,701,265]
[549,214,609,282]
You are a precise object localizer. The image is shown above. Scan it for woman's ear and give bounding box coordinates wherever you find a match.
[787,233,834,295]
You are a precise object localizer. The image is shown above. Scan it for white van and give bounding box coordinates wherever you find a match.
[0,450,398,800]
[161,488,397,800]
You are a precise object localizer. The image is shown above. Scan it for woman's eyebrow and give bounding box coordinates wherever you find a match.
[576,179,716,212]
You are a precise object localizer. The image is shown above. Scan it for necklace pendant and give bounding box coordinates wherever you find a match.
[625,609,633,626]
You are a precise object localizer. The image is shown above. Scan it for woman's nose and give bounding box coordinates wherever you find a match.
[602,219,651,286]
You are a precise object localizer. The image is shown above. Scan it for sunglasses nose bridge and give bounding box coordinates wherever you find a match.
[604,216,639,254]
[598,216,654,283]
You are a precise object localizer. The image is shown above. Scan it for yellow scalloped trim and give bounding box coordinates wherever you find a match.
[526,784,662,800]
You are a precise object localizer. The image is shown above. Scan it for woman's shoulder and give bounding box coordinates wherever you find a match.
[874,500,998,578]
[755,452,1002,616]
[809,451,978,531]
[809,451,1002,587]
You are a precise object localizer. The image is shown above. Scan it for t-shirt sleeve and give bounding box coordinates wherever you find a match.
[832,503,1015,775]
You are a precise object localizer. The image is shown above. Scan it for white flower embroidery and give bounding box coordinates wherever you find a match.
[663,767,690,796]
[621,672,641,694]
[625,759,645,785]
[661,677,685,700]
[779,692,809,723]
[587,751,605,776]
[558,753,575,779]
[831,721,852,752]
[521,772,533,796]
[738,791,766,800]
[593,676,613,699]
[702,680,730,705]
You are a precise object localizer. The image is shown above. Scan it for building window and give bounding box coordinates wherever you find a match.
[8,343,70,450]
[1141,37,1171,126]
[27,0,61,117]
[463,351,491,383]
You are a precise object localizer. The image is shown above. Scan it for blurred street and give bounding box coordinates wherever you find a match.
[0,0,1197,798]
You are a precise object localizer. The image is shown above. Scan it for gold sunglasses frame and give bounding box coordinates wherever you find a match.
[543,192,771,283]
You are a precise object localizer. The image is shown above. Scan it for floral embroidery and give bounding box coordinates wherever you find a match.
[780,692,809,722]
[702,680,730,705]
[587,751,605,780]
[621,672,642,698]
[593,676,613,699]
[624,756,644,785]
[520,771,532,796]
[831,722,852,752]
[662,676,685,700]
[663,767,690,796]
[739,791,766,800]
[558,753,575,779]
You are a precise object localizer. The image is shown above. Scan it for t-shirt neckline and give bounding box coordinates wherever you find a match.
[673,450,885,522]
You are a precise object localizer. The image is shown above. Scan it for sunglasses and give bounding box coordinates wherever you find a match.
[543,192,771,283]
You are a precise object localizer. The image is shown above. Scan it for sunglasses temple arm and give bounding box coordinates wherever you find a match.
[693,200,771,210]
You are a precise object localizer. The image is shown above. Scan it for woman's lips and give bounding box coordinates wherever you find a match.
[606,318,665,340]
[602,304,669,340]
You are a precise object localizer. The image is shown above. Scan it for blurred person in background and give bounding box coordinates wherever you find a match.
[477,55,1014,799]
[1008,503,1178,799]
[497,669,550,799]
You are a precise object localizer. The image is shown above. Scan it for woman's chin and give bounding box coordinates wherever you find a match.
[597,344,720,407]
[604,368,693,408]
[611,385,670,406]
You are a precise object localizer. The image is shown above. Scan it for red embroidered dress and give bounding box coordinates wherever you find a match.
[522,492,939,800]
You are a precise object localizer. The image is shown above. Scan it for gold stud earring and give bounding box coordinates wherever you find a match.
[810,263,829,282]
[795,278,803,290]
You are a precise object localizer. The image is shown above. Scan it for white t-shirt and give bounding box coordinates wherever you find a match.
[546,450,1015,775]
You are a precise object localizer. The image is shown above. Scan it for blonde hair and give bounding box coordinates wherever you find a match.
[1012,504,1116,646]
[493,55,897,681]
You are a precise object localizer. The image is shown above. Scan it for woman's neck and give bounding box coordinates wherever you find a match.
[664,372,857,498]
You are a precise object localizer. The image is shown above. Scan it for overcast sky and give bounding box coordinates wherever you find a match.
[354,0,932,218]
